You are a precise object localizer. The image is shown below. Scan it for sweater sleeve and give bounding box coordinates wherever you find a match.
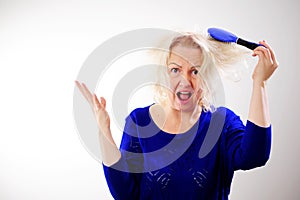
[102,111,144,200]
[225,108,272,171]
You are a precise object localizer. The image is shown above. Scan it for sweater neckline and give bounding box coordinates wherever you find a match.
[146,104,207,136]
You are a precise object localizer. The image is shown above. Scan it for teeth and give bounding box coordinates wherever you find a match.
[180,92,190,95]
[176,91,192,101]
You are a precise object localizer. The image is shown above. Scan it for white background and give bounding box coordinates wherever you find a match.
[0,0,299,199]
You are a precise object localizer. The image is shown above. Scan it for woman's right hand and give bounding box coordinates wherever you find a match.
[75,81,120,166]
[75,81,111,135]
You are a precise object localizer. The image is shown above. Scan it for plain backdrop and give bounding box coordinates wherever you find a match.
[0,0,299,199]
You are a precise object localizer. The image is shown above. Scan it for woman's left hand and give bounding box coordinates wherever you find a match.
[252,41,279,83]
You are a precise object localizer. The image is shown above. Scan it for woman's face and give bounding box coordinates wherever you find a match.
[167,45,203,112]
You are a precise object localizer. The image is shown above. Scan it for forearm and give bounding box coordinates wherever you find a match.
[99,130,121,167]
[248,80,270,127]
[101,120,143,199]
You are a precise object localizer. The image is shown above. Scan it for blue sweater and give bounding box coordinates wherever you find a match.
[103,106,271,200]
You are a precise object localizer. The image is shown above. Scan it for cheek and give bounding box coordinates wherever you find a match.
[192,81,203,98]
[191,80,199,90]
[169,77,179,91]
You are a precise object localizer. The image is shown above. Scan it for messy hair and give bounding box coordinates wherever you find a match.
[153,31,249,112]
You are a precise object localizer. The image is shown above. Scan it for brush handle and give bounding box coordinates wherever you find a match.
[237,38,262,50]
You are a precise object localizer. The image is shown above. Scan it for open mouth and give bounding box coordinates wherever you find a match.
[176,91,192,101]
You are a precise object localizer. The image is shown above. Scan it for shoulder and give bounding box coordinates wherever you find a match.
[214,106,245,131]
[211,106,244,128]
[129,105,151,118]
[126,104,152,126]
[211,106,239,119]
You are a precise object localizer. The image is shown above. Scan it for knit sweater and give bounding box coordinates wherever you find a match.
[103,105,271,200]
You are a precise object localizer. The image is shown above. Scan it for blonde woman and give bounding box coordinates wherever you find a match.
[75,32,278,200]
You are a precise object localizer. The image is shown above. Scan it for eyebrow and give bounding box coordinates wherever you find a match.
[168,62,182,68]
[168,62,201,68]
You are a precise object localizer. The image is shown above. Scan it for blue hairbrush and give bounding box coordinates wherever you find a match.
[208,27,262,50]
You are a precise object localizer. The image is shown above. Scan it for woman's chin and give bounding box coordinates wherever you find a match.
[173,97,197,112]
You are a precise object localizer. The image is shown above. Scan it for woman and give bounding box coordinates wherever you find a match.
[75,32,278,199]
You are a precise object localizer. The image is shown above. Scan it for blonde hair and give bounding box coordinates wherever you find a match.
[153,31,249,112]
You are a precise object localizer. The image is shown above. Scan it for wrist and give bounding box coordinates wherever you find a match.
[99,127,111,136]
[253,79,266,88]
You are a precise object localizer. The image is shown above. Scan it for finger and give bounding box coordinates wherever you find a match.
[80,82,95,106]
[253,49,264,59]
[259,41,272,58]
[260,41,279,67]
[256,44,271,60]
[93,93,102,111]
[81,83,93,99]
[253,47,272,65]
[100,97,106,109]
[75,80,85,94]
[75,81,91,102]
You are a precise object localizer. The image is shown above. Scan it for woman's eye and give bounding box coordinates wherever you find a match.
[170,68,179,74]
[191,69,198,75]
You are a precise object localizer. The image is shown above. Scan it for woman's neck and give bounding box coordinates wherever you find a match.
[163,105,202,134]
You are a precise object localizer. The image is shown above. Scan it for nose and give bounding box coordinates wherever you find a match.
[178,72,191,87]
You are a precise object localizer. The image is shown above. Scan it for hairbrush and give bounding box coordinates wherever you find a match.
[208,27,262,50]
